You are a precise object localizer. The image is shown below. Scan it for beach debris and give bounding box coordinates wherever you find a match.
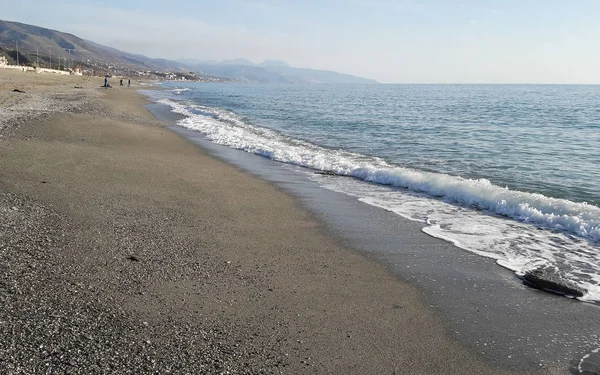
[314,170,356,178]
[12,89,26,93]
[314,170,337,176]
[521,266,585,297]
[126,255,140,262]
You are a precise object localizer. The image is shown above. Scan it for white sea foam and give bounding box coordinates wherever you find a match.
[172,88,192,95]
[160,99,600,240]
[157,97,600,303]
[317,177,600,303]
[138,82,161,87]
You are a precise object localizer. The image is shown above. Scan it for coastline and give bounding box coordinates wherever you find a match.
[158,102,600,373]
[0,70,564,373]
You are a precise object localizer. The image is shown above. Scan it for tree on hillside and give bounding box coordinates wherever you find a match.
[6,50,30,66]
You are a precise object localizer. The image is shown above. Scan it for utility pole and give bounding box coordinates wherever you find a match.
[16,40,19,65]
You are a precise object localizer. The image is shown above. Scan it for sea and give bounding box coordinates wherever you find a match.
[143,83,600,305]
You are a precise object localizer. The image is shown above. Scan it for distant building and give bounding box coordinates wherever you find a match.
[0,56,7,66]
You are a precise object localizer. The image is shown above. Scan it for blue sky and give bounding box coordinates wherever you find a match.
[2,0,600,83]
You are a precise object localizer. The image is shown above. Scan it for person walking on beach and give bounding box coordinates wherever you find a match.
[127,79,131,87]
[104,76,108,88]
[120,79,123,86]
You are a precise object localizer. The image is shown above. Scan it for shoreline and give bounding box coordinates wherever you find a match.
[145,86,600,372]
[147,82,600,309]
[159,104,600,372]
[0,69,570,374]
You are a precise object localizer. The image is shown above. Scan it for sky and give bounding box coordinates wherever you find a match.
[2,0,600,83]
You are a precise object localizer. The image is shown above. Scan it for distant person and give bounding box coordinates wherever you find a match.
[120,79,123,86]
[128,79,131,87]
[104,76,108,88]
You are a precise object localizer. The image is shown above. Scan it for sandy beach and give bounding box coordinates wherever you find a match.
[0,69,558,374]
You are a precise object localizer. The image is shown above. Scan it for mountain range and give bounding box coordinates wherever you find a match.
[0,20,189,74]
[0,19,377,84]
[182,58,377,84]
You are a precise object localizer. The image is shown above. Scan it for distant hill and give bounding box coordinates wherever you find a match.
[0,19,192,76]
[0,19,378,83]
[185,59,378,84]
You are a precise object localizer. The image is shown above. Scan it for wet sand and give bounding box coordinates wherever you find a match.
[0,69,556,374]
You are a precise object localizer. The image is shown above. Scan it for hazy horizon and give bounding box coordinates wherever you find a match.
[2,0,600,84]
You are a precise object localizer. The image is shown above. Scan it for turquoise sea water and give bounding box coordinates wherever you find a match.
[144,83,600,303]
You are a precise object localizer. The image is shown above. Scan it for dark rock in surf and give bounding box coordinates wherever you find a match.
[521,266,585,298]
